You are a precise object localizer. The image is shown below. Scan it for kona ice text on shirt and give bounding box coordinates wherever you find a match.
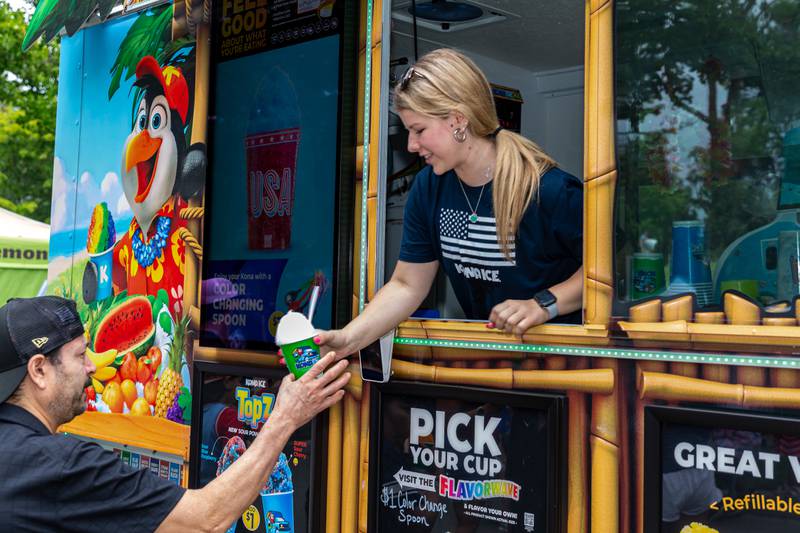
[439,209,515,283]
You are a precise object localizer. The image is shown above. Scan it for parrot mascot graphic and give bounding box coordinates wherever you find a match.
[110,56,205,316]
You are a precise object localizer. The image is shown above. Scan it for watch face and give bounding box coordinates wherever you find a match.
[535,290,557,307]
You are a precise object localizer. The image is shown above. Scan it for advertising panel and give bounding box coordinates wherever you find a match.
[371,382,565,532]
[46,4,198,436]
[190,361,319,533]
[645,405,800,533]
[201,0,345,350]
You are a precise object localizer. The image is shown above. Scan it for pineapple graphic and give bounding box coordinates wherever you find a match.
[156,314,190,418]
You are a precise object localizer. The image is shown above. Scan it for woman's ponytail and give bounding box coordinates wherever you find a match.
[493,130,555,259]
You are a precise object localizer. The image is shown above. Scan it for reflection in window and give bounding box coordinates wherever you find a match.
[614,0,800,313]
[382,1,585,323]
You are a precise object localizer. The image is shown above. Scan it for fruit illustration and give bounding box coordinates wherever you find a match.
[137,357,152,384]
[84,386,95,403]
[91,377,105,394]
[146,346,162,373]
[144,378,159,405]
[166,387,191,424]
[121,379,137,408]
[93,296,155,357]
[166,391,182,423]
[120,353,137,382]
[155,314,190,418]
[91,366,117,382]
[103,382,124,413]
[130,397,151,416]
[86,347,118,369]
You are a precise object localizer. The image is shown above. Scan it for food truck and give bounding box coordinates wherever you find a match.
[24,0,800,531]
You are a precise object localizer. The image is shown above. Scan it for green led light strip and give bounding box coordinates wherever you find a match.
[394,337,800,369]
[358,0,374,314]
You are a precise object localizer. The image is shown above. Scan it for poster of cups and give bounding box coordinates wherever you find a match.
[201,0,345,350]
[190,361,317,533]
[371,382,565,532]
[645,406,800,533]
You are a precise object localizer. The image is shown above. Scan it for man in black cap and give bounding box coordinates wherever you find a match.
[0,296,350,532]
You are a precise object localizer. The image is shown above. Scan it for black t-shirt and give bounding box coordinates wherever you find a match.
[0,403,185,532]
[399,166,583,321]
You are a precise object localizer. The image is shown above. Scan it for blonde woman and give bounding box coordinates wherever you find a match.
[300,48,582,359]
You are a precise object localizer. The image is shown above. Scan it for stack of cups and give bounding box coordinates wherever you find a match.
[666,220,713,306]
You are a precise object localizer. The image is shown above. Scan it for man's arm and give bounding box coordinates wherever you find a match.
[156,354,350,533]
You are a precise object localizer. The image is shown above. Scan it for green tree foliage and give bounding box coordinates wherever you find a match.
[614,0,800,297]
[0,0,59,222]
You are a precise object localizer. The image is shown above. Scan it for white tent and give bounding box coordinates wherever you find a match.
[0,207,50,303]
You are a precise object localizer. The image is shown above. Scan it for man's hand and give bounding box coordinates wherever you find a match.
[487,298,549,336]
[271,352,350,430]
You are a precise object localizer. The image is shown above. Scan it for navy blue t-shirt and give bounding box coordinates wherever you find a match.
[399,166,583,322]
[0,403,185,532]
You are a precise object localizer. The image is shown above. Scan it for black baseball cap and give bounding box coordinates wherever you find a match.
[0,296,85,403]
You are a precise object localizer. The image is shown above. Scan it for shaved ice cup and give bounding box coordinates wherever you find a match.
[281,337,320,379]
[275,312,320,379]
[89,245,115,301]
[260,491,294,532]
[260,452,295,532]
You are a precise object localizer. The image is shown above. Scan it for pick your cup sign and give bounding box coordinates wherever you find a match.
[276,311,320,378]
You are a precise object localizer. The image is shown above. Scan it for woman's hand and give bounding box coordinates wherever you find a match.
[488,298,549,336]
[278,329,355,365]
[277,261,439,365]
[313,329,357,362]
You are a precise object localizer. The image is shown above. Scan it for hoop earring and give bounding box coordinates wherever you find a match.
[453,127,467,143]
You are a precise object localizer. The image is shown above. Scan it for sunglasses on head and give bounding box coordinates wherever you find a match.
[400,66,426,90]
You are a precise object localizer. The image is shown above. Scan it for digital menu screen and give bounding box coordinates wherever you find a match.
[201,0,348,350]
[645,405,800,532]
[371,382,565,532]
[190,362,318,533]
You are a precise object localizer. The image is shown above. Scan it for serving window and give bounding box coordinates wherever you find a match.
[374,0,586,327]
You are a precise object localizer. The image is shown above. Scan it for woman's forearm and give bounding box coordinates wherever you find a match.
[340,260,438,352]
[549,266,583,316]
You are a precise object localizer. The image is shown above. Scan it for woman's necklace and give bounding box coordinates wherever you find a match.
[457,166,492,223]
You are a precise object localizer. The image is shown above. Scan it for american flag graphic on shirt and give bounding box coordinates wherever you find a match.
[438,208,515,282]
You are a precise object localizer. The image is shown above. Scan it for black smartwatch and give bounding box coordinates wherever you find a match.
[533,289,558,321]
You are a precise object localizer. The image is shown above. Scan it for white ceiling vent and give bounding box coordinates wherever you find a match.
[391,0,519,33]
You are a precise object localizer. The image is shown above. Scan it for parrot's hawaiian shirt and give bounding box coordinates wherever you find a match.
[113,197,188,317]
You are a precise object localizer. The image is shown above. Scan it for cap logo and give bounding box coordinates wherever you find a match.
[163,66,182,84]
[32,337,49,349]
